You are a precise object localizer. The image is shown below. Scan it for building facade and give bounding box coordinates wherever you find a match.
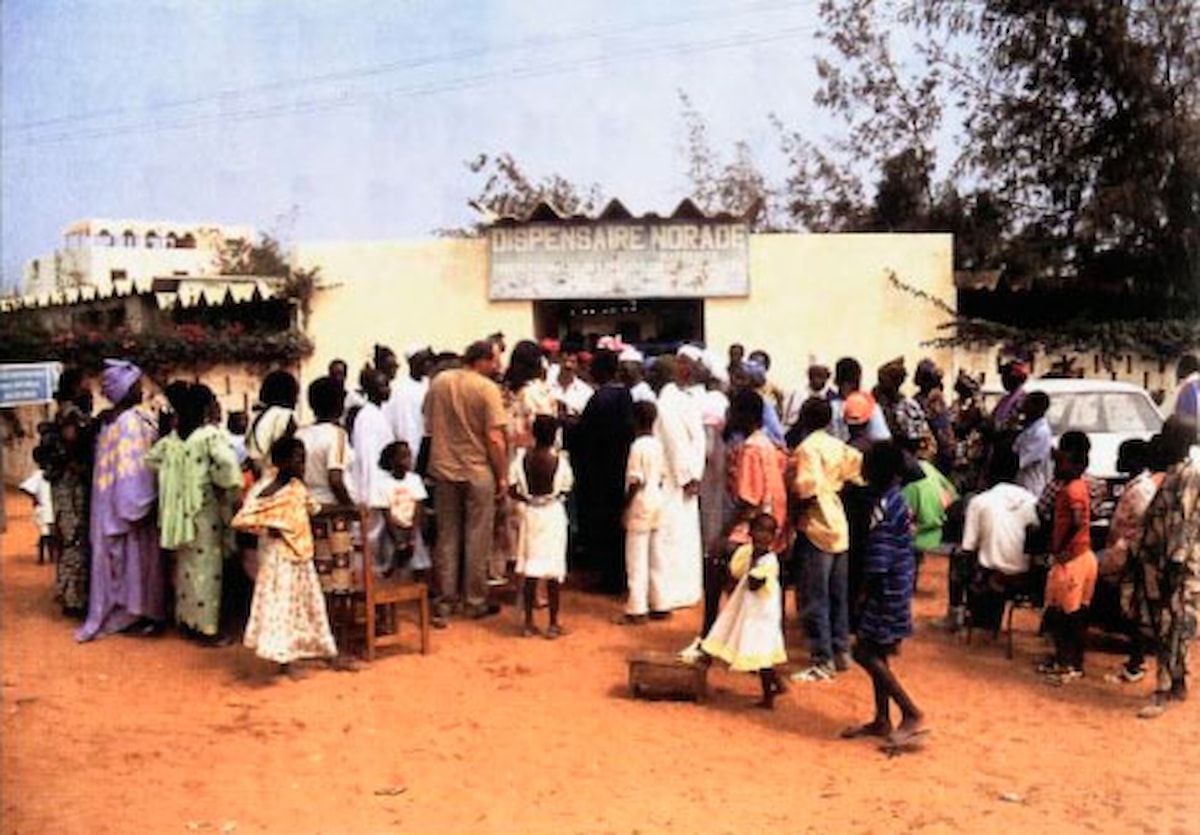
[294,202,958,396]
[22,218,256,297]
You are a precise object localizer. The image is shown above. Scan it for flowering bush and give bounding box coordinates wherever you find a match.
[3,319,312,375]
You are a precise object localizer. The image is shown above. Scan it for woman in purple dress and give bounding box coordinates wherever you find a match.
[76,360,164,642]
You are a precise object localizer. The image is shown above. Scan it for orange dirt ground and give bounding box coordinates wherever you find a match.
[3,487,1200,834]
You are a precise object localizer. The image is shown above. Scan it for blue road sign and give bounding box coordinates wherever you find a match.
[0,362,62,408]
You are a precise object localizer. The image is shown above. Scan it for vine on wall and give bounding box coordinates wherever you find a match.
[887,271,1200,360]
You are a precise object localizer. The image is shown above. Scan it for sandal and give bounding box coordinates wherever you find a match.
[521,624,540,638]
[840,722,891,739]
[545,624,565,640]
[790,664,835,683]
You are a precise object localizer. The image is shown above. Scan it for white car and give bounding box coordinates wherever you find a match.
[982,378,1164,479]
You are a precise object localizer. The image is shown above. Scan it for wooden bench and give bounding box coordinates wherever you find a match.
[628,650,708,702]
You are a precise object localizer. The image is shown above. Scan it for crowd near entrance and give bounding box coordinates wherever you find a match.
[533,298,704,354]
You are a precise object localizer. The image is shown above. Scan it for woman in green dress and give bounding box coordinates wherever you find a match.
[147,383,243,645]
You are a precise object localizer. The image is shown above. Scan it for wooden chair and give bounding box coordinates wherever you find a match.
[358,507,431,660]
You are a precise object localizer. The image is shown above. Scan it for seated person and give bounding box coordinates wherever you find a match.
[958,446,1040,633]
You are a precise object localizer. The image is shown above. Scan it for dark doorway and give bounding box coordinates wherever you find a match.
[534,298,704,354]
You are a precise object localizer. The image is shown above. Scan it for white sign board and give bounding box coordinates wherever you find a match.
[0,362,62,408]
[488,221,750,300]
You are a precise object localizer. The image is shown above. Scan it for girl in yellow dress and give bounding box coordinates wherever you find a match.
[700,513,788,708]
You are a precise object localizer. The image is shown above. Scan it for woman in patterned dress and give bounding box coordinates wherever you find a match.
[46,375,95,619]
[146,384,242,645]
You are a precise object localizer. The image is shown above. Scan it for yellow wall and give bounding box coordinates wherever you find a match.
[295,232,957,395]
[708,232,955,392]
[296,238,531,390]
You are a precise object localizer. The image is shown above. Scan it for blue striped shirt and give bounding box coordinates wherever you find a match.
[859,486,916,645]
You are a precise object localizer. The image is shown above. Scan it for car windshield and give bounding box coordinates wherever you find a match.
[1045,392,1163,435]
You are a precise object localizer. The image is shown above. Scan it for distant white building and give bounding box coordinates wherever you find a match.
[22,218,257,296]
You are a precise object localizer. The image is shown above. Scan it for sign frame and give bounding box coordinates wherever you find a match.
[0,362,63,408]
[488,219,751,301]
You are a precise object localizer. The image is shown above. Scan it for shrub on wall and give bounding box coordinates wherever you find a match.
[2,318,312,375]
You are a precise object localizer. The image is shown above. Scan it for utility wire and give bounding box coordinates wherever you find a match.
[6,0,811,134]
[9,23,817,148]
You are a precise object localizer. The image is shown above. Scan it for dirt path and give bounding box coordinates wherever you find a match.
[3,488,1199,834]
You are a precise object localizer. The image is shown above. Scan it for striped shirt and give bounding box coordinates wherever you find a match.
[859,486,916,645]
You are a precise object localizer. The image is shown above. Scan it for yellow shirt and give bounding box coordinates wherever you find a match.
[791,430,863,553]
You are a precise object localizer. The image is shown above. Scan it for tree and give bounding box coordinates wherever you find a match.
[217,233,319,320]
[807,0,1200,315]
[218,234,290,276]
[440,153,604,236]
[678,92,779,229]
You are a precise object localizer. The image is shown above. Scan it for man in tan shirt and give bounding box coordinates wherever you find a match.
[424,340,508,624]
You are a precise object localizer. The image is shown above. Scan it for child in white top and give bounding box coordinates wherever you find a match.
[19,461,56,564]
[617,401,668,624]
[371,441,429,578]
[700,514,788,709]
[509,415,574,638]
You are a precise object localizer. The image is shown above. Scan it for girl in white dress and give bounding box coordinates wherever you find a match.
[700,513,788,708]
[509,415,574,638]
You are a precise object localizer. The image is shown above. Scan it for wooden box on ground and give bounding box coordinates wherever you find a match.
[628,650,708,702]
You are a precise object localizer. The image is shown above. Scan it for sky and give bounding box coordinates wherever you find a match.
[2,0,848,290]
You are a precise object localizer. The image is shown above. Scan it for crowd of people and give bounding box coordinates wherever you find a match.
[20,336,1200,737]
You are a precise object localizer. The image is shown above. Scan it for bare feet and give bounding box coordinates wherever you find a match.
[330,655,361,673]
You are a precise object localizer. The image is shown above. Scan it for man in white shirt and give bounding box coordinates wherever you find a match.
[550,352,593,419]
[384,346,433,454]
[957,446,1039,631]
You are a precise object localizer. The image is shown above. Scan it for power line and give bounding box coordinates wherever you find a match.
[9,23,818,148]
[5,0,810,134]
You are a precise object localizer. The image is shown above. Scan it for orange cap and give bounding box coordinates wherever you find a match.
[843,391,875,426]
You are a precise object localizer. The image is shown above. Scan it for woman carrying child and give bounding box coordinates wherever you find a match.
[509,414,574,638]
[232,437,352,677]
[699,513,788,709]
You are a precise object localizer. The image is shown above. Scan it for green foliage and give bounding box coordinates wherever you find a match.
[218,234,290,276]
[2,317,312,376]
[813,0,1200,313]
[886,270,1200,358]
[217,233,320,318]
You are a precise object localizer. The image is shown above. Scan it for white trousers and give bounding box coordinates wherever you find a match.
[625,528,668,615]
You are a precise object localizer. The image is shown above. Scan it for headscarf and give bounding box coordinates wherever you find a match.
[101,359,142,404]
[676,344,704,364]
